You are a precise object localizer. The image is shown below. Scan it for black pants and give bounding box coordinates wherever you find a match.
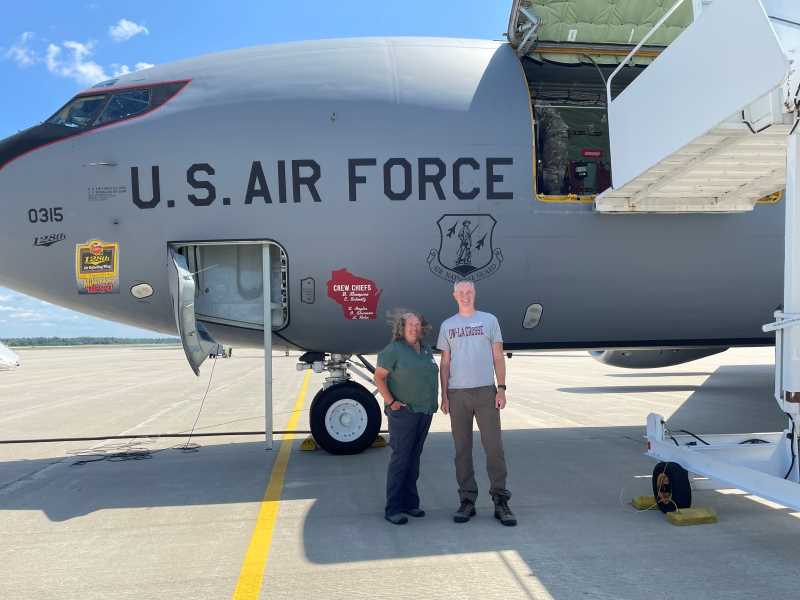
[385,407,433,517]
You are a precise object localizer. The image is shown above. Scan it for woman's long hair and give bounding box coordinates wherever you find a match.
[387,309,432,341]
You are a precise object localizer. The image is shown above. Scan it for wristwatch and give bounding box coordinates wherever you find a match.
[498,384,507,391]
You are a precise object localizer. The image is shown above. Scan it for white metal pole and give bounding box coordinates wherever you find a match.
[783,134,800,396]
[783,132,800,482]
[263,244,273,450]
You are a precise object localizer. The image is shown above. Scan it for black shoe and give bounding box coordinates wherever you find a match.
[385,513,408,525]
[453,500,476,523]
[493,498,517,526]
[405,508,426,518]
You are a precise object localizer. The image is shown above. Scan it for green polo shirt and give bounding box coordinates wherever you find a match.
[377,340,439,414]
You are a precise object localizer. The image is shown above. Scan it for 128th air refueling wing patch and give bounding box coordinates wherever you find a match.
[75,239,119,295]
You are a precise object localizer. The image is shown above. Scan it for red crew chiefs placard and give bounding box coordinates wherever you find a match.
[327,269,382,320]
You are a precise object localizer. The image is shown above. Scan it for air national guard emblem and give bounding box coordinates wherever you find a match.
[427,214,503,283]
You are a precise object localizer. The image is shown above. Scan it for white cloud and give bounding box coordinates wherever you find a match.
[10,308,81,323]
[0,306,16,312]
[4,31,38,67]
[5,31,154,86]
[109,19,149,43]
[111,61,155,77]
[12,310,51,321]
[45,40,109,85]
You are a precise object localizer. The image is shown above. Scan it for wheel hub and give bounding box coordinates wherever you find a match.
[325,398,368,442]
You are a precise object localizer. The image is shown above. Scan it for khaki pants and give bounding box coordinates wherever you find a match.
[448,385,510,503]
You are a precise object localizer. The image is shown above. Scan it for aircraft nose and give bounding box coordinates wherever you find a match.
[0,125,72,289]
[0,124,75,171]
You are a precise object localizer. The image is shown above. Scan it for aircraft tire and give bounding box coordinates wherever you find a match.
[652,461,692,513]
[310,382,381,455]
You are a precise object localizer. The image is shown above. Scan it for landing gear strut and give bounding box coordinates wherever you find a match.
[297,353,382,454]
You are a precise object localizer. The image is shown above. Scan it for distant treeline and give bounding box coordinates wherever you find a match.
[2,337,180,347]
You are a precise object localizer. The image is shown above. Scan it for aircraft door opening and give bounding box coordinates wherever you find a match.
[167,241,289,373]
[184,243,288,332]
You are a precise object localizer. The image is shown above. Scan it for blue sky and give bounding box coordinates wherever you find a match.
[0,0,510,337]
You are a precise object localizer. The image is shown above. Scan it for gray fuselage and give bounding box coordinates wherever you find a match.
[0,38,783,354]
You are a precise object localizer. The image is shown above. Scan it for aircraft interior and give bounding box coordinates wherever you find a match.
[522,58,643,199]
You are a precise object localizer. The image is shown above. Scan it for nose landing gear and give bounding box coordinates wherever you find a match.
[298,353,381,454]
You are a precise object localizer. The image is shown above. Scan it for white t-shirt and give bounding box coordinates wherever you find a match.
[437,311,502,390]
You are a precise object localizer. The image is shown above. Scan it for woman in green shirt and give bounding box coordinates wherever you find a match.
[374,311,439,525]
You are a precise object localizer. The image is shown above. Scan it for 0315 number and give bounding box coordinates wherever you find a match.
[28,207,64,223]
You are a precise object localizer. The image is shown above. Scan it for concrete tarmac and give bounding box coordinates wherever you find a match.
[0,345,796,599]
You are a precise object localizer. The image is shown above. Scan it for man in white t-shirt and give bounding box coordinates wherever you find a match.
[437,280,515,526]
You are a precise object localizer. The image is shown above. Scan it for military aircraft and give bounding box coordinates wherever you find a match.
[0,341,20,371]
[0,0,796,453]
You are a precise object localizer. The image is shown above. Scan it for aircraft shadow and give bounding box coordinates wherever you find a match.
[0,427,645,524]
[558,384,699,394]
[290,424,800,599]
[0,364,786,522]
[605,372,711,378]
[0,438,280,521]
[665,364,784,434]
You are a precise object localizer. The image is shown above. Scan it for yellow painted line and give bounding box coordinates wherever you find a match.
[232,370,312,600]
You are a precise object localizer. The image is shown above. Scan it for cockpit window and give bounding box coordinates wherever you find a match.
[45,80,188,132]
[0,80,189,171]
[95,89,151,125]
[46,95,109,129]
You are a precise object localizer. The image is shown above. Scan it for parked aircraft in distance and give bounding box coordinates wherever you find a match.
[0,342,20,370]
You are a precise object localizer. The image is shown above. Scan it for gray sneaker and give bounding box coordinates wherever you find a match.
[453,499,476,523]
[493,498,517,526]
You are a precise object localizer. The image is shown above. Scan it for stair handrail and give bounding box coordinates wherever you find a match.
[605,0,689,104]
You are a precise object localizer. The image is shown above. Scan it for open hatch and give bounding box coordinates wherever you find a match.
[523,60,641,201]
[509,0,695,203]
[168,242,288,374]
[510,0,795,210]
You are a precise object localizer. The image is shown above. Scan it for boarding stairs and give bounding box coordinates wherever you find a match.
[594,0,800,213]
[594,0,800,513]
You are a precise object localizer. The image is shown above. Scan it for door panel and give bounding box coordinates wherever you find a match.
[168,248,218,375]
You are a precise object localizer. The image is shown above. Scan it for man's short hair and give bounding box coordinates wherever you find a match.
[453,280,475,292]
